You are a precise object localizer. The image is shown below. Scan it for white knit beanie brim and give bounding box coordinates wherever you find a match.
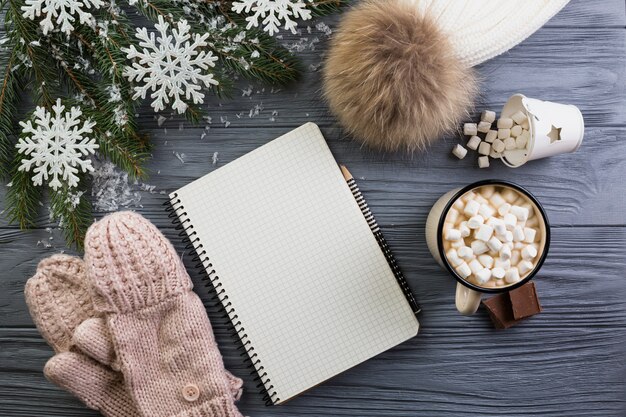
[406,0,571,67]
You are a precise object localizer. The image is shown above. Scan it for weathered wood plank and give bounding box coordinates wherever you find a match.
[3,123,626,229]
[1,225,625,328]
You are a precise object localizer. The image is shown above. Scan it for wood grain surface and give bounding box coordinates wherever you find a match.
[1,1,625,416]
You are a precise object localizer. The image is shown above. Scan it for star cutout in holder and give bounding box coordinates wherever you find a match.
[548,125,562,144]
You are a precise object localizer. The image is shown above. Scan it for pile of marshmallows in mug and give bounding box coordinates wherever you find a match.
[443,186,542,288]
[453,110,531,168]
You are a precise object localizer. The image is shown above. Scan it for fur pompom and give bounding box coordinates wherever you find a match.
[323,0,477,152]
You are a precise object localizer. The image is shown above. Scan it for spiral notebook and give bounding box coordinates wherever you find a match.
[166,123,420,405]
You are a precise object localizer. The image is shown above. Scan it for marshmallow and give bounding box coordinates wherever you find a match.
[518,260,534,275]
[498,128,511,139]
[502,189,518,203]
[497,118,513,129]
[475,268,492,284]
[505,267,521,284]
[504,136,516,150]
[459,221,470,238]
[458,246,474,261]
[523,227,537,243]
[479,204,495,219]
[513,225,525,242]
[463,199,480,217]
[445,228,462,241]
[475,224,494,242]
[490,148,501,159]
[522,244,538,260]
[462,190,476,202]
[498,203,511,216]
[471,240,489,255]
[474,194,488,205]
[511,250,521,266]
[468,259,483,275]
[511,110,527,125]
[467,215,485,229]
[487,218,506,235]
[446,249,463,267]
[443,222,453,235]
[514,242,525,250]
[492,139,505,153]
[503,213,517,230]
[485,130,498,143]
[452,144,468,159]
[478,141,491,156]
[478,156,490,169]
[521,203,535,218]
[521,119,530,130]
[451,239,465,248]
[510,124,522,137]
[495,258,510,270]
[516,135,528,149]
[481,110,496,123]
[477,121,491,133]
[456,262,472,279]
[500,244,511,260]
[480,186,495,198]
[491,267,505,280]
[510,205,530,222]
[467,135,481,150]
[503,230,514,243]
[487,236,503,252]
[489,192,506,208]
[478,254,494,269]
[447,208,460,224]
[464,123,478,136]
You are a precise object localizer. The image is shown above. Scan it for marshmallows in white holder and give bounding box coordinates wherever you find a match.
[442,185,544,288]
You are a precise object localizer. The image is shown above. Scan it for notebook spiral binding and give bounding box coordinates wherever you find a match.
[163,194,279,406]
[347,178,421,316]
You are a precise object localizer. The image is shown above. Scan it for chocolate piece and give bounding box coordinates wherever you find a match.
[509,281,542,320]
[482,293,516,329]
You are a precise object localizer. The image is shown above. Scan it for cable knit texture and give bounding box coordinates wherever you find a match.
[24,254,141,417]
[85,211,243,417]
[405,0,570,67]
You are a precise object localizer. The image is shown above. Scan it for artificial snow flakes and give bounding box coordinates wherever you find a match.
[16,99,98,190]
[122,16,219,114]
[232,0,313,36]
[21,0,104,35]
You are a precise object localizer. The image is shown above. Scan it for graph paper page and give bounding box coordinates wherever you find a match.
[173,123,419,403]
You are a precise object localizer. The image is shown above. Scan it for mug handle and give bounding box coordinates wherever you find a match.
[455,283,482,315]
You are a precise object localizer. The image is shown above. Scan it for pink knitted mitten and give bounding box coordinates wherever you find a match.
[85,211,243,417]
[24,254,140,417]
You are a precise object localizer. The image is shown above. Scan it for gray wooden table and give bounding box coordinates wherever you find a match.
[2,1,626,416]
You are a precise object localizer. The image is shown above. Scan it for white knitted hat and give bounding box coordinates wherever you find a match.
[408,0,571,67]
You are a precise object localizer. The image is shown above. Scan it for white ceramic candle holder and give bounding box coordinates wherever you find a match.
[500,94,584,168]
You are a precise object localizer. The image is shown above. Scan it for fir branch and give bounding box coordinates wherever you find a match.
[96,130,151,179]
[5,156,43,229]
[50,185,92,249]
[6,0,59,106]
[309,0,348,16]
[0,43,22,178]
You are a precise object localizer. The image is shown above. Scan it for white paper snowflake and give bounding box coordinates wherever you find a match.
[21,0,104,35]
[17,99,98,190]
[122,16,219,114]
[232,0,312,36]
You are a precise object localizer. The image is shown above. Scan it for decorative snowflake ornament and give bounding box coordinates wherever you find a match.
[16,99,98,190]
[232,0,313,36]
[122,16,219,114]
[21,0,104,35]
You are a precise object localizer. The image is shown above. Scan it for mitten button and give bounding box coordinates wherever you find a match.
[182,384,200,401]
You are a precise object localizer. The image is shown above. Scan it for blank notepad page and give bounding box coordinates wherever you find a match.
[172,123,419,403]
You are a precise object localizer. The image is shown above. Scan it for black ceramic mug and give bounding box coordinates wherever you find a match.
[425,180,550,315]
